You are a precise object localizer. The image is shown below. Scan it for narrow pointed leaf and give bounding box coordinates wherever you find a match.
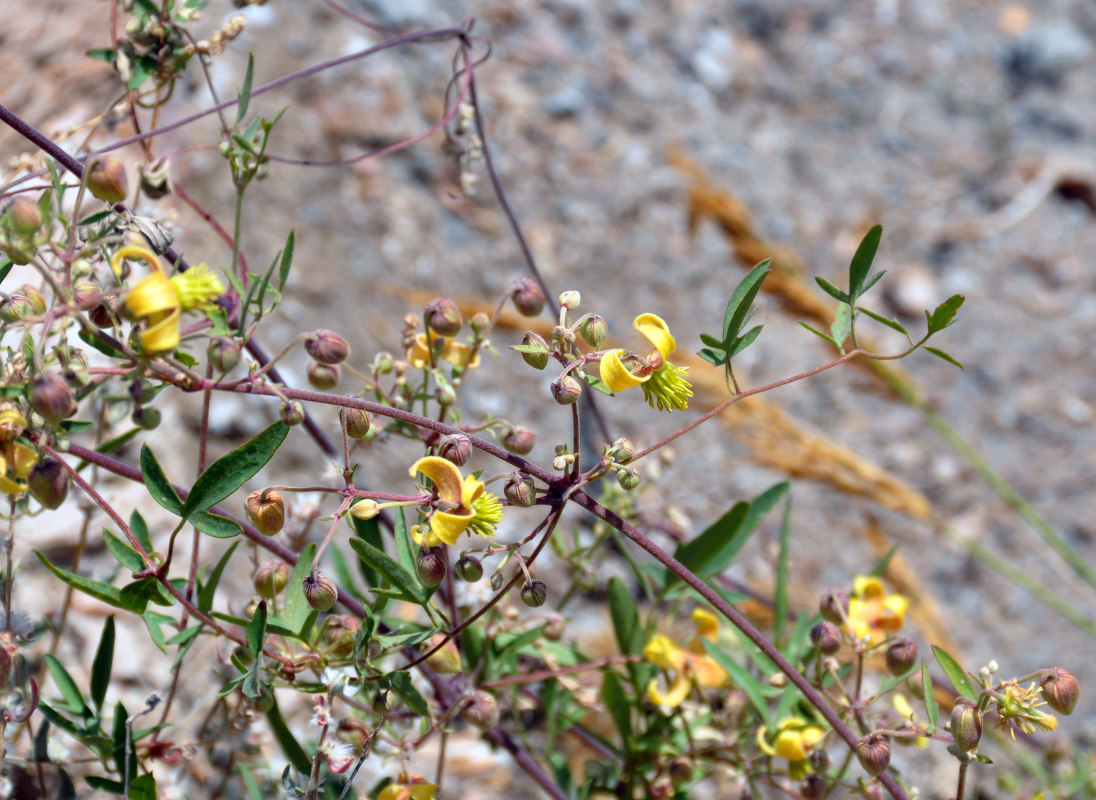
[723,259,771,343]
[199,541,239,614]
[182,421,289,517]
[348,536,427,605]
[932,645,976,700]
[859,269,887,296]
[277,231,295,291]
[45,655,90,717]
[923,662,939,731]
[697,348,726,367]
[190,509,242,538]
[37,552,124,608]
[668,501,749,587]
[924,346,963,369]
[601,670,631,741]
[236,53,254,123]
[798,321,840,348]
[281,543,317,635]
[814,276,851,305]
[105,529,147,573]
[140,445,182,515]
[857,306,909,336]
[247,600,268,657]
[728,324,763,358]
[848,224,883,297]
[608,577,642,655]
[90,616,115,713]
[925,294,965,334]
[389,670,428,717]
[129,510,153,555]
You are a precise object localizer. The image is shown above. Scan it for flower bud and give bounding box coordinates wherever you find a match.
[4,196,41,236]
[819,588,849,624]
[609,438,634,463]
[455,553,484,582]
[551,374,583,405]
[304,329,350,365]
[810,621,842,655]
[517,333,551,371]
[246,490,285,536]
[558,290,580,311]
[578,314,608,349]
[0,295,32,322]
[950,699,982,753]
[438,433,472,467]
[130,406,160,430]
[1040,668,1080,715]
[461,690,499,730]
[31,372,75,425]
[668,757,692,787]
[469,311,490,333]
[138,157,172,200]
[84,155,128,204]
[885,637,918,676]
[543,613,566,641]
[373,351,394,374]
[251,685,275,713]
[20,285,46,316]
[417,547,447,588]
[521,579,548,608]
[490,571,505,592]
[500,426,535,456]
[208,337,241,372]
[307,360,339,391]
[28,457,69,509]
[71,280,101,309]
[617,467,641,491]
[349,499,379,521]
[303,571,339,612]
[323,616,359,658]
[511,277,546,317]
[280,400,305,426]
[424,633,461,674]
[801,774,825,800]
[424,297,462,336]
[254,559,290,598]
[504,474,536,507]
[855,733,890,777]
[343,408,371,440]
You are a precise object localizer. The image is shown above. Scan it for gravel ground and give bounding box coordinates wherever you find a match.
[3,1,1096,798]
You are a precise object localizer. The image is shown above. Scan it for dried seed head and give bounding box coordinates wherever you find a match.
[950,699,983,753]
[855,733,890,777]
[504,474,536,507]
[254,559,290,598]
[323,616,360,658]
[307,360,340,391]
[810,621,842,655]
[138,157,172,199]
[85,155,129,204]
[501,426,536,456]
[819,588,849,624]
[455,554,484,583]
[885,637,918,676]
[425,297,462,337]
[438,433,472,466]
[1041,668,1080,715]
[511,277,546,317]
[304,571,339,612]
[304,329,350,365]
[461,690,499,730]
[246,490,285,536]
[28,457,69,509]
[417,547,447,588]
[521,580,548,608]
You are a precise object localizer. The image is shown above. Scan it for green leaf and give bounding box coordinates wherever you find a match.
[277,230,295,292]
[698,348,726,367]
[182,421,289,518]
[932,645,976,700]
[814,276,851,305]
[798,320,840,348]
[349,520,426,605]
[190,509,242,538]
[236,53,254,124]
[727,324,763,358]
[268,698,312,773]
[142,611,175,653]
[90,617,115,713]
[281,543,317,635]
[925,294,965,334]
[140,445,183,515]
[670,502,749,586]
[922,662,939,732]
[105,529,146,573]
[773,497,792,645]
[859,269,886,296]
[247,600,268,658]
[607,577,642,655]
[129,774,157,800]
[848,224,883,298]
[723,259,771,342]
[388,670,428,717]
[348,504,384,588]
[37,551,124,609]
[829,303,852,349]
[129,510,153,555]
[86,47,116,64]
[701,641,771,727]
[601,670,631,742]
[198,541,239,614]
[857,305,909,336]
[924,346,963,369]
[45,655,90,717]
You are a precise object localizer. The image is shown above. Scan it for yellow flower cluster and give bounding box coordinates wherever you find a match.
[847,575,908,645]
[0,407,37,495]
[757,717,825,779]
[406,332,479,370]
[643,608,728,707]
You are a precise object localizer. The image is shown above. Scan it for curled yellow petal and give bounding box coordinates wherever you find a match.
[410,456,464,505]
[442,340,480,369]
[692,655,728,689]
[692,608,720,642]
[111,243,163,278]
[428,508,474,546]
[125,271,181,352]
[647,671,691,708]
[10,442,37,480]
[643,634,686,671]
[599,349,647,391]
[633,313,675,359]
[853,575,885,600]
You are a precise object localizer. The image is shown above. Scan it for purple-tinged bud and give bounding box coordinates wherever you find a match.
[501,426,536,455]
[424,633,461,674]
[504,474,536,507]
[84,156,128,204]
[303,571,339,612]
[246,490,285,536]
[511,277,546,317]
[438,433,472,466]
[323,616,359,658]
[280,400,305,426]
[28,457,69,509]
[609,438,634,463]
[551,374,583,405]
[469,311,490,333]
[1041,668,1080,715]
[617,467,641,491]
[304,329,350,365]
[343,408,371,440]
[810,621,842,655]
[20,285,45,316]
[425,297,462,336]
[801,774,825,800]
[578,314,608,349]
[208,337,241,372]
[254,559,290,598]
[455,553,483,582]
[4,196,41,236]
[855,733,890,777]
[543,613,566,641]
[31,372,76,425]
[138,157,171,200]
[131,406,161,430]
[461,690,499,730]
[950,699,982,752]
[521,579,548,608]
[885,637,918,676]
[72,279,101,308]
[0,295,33,322]
[417,547,447,588]
[89,297,119,329]
[819,588,849,624]
[307,360,339,391]
[517,332,550,370]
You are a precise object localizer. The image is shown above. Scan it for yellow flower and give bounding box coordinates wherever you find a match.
[599,313,692,412]
[995,680,1058,739]
[893,694,930,748]
[643,608,728,707]
[115,244,224,353]
[757,717,825,779]
[847,575,909,645]
[377,780,438,800]
[406,332,479,370]
[409,456,502,547]
[0,441,38,495]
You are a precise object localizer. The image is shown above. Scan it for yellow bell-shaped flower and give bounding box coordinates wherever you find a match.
[409,456,502,547]
[599,314,692,412]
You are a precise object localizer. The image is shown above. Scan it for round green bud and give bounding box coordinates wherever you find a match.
[520,580,548,608]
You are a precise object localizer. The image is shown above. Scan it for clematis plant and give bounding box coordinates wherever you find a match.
[409,456,503,547]
[599,313,693,412]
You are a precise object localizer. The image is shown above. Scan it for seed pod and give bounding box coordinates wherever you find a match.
[504,474,536,507]
[251,685,275,713]
[307,360,339,391]
[343,408,371,440]
[578,314,608,349]
[461,690,499,730]
[511,277,546,317]
[551,374,582,405]
[810,621,842,655]
[518,332,550,370]
[521,580,548,608]
[280,401,305,426]
[28,457,69,509]
[245,490,285,536]
[84,155,128,204]
[1040,667,1080,715]
[425,297,462,336]
[801,774,825,800]
[855,733,890,777]
[254,559,290,598]
[455,554,484,583]
[501,426,535,455]
[208,337,241,372]
[885,637,918,675]
[303,571,339,612]
[950,699,982,753]
[31,372,75,425]
[417,547,447,588]
[490,571,504,592]
[438,434,472,467]
[304,329,350,365]
[819,588,849,624]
